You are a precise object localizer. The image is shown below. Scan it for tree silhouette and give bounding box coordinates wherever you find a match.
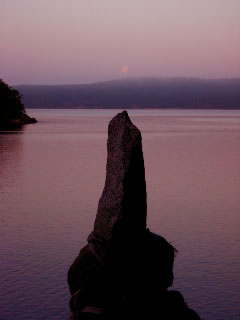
[0,79,36,128]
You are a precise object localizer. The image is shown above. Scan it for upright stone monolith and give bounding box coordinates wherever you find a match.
[68,110,201,320]
[68,110,147,296]
[93,110,146,241]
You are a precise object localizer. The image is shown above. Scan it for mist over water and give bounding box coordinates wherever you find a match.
[0,109,240,320]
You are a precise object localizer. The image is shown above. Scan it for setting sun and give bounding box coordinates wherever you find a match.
[121,65,129,73]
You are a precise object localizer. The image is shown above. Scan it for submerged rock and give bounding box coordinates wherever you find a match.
[68,111,201,320]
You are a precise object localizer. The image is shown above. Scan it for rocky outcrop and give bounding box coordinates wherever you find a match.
[0,79,37,129]
[68,111,201,320]
[68,111,147,298]
[94,110,146,241]
[8,113,37,127]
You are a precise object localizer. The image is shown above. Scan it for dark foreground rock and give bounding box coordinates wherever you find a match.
[68,111,201,320]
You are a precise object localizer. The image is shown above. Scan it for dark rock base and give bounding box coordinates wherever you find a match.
[0,112,37,130]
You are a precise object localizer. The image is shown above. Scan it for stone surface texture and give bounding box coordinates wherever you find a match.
[94,110,147,243]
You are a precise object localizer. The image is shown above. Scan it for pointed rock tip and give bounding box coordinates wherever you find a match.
[108,110,140,138]
[109,110,132,126]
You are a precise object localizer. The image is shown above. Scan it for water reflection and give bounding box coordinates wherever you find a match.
[0,110,240,320]
[0,127,25,191]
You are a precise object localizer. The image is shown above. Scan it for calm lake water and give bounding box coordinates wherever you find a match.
[0,109,240,320]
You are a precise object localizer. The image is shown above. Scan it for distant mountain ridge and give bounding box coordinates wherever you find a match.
[15,78,240,109]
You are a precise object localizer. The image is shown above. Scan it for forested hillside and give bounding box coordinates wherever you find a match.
[16,78,240,109]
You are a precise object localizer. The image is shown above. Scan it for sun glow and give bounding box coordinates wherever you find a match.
[121,65,129,73]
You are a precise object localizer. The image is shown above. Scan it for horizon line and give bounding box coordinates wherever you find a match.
[13,76,240,87]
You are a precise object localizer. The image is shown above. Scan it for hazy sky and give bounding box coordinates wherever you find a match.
[1,0,240,85]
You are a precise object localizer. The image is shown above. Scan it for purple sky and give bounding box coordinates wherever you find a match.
[1,0,240,85]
